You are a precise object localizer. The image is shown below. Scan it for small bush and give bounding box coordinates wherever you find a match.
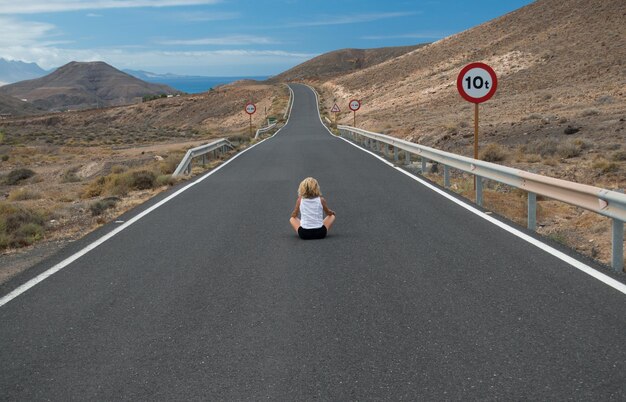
[110,165,127,174]
[130,171,156,190]
[480,144,507,162]
[580,108,600,117]
[7,188,42,201]
[61,167,81,183]
[156,174,176,187]
[612,151,626,162]
[6,168,35,185]
[556,141,582,159]
[89,198,118,216]
[592,159,619,173]
[13,223,44,247]
[529,140,557,157]
[1,155,8,162]
[0,202,47,250]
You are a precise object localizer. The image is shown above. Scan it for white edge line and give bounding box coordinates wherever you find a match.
[0,92,294,309]
[304,83,625,296]
[337,134,626,296]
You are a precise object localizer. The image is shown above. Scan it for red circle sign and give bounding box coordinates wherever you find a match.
[245,102,256,115]
[457,63,498,104]
[349,99,361,112]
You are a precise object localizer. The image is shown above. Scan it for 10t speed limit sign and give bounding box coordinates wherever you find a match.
[456,62,498,104]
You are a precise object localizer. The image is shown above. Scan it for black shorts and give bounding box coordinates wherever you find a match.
[298,226,327,240]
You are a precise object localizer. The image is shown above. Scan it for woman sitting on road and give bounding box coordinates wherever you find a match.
[289,177,336,240]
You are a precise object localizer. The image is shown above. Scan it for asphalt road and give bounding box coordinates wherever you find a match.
[1,84,625,400]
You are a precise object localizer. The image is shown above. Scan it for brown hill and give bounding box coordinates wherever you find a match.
[0,81,286,145]
[268,45,425,83]
[0,93,42,117]
[0,61,180,111]
[313,0,625,187]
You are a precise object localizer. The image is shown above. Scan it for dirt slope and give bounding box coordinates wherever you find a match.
[269,45,425,83]
[307,0,624,188]
[0,61,180,111]
[0,93,42,117]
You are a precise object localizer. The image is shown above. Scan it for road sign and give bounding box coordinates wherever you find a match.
[349,99,361,112]
[331,104,340,113]
[245,102,256,115]
[456,62,498,104]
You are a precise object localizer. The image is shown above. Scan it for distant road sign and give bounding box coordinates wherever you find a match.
[457,62,497,103]
[331,103,340,113]
[349,99,361,112]
[245,103,256,115]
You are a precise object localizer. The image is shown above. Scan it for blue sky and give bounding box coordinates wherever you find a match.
[0,0,533,76]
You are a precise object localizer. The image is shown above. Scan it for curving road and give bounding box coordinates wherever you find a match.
[1,84,625,400]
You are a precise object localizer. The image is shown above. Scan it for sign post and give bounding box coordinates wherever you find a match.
[245,102,256,136]
[349,99,361,127]
[330,103,340,126]
[457,62,498,189]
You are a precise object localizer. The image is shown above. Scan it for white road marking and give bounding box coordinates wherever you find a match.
[0,99,293,308]
[336,131,626,296]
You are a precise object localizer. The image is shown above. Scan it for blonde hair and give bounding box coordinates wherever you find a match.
[298,177,322,198]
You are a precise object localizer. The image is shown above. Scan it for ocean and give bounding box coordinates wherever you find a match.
[142,76,270,94]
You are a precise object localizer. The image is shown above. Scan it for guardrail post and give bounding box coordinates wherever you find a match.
[405,150,410,165]
[476,176,483,206]
[443,165,450,188]
[613,218,624,272]
[383,144,388,157]
[528,192,537,231]
[394,146,399,163]
[202,154,207,167]
[421,158,427,175]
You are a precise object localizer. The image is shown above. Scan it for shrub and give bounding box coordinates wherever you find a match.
[480,144,507,162]
[0,202,47,250]
[6,168,35,185]
[529,140,557,157]
[612,151,626,162]
[89,198,118,216]
[156,174,176,187]
[7,188,42,201]
[1,155,8,162]
[130,171,156,190]
[556,141,582,159]
[110,165,127,174]
[592,159,619,173]
[61,167,81,183]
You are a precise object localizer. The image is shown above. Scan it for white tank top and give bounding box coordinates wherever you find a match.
[300,197,323,229]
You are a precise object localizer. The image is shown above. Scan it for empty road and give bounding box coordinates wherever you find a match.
[1,84,625,400]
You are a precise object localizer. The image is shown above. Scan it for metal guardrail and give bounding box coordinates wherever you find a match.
[338,125,626,272]
[254,122,277,139]
[172,139,235,177]
[284,84,294,120]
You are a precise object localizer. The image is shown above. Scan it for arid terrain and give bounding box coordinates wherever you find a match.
[0,81,289,283]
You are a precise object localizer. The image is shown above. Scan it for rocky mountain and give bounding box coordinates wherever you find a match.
[0,61,180,111]
[268,45,425,83]
[0,58,47,85]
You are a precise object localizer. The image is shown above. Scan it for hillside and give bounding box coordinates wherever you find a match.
[0,61,180,111]
[268,45,425,83]
[0,81,285,144]
[0,93,42,116]
[311,0,624,188]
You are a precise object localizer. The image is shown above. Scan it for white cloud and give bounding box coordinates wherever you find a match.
[0,0,220,14]
[0,45,316,74]
[0,17,57,47]
[86,13,102,17]
[289,12,417,27]
[158,35,279,46]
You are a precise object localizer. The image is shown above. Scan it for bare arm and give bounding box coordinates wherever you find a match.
[290,197,302,218]
[320,197,335,216]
